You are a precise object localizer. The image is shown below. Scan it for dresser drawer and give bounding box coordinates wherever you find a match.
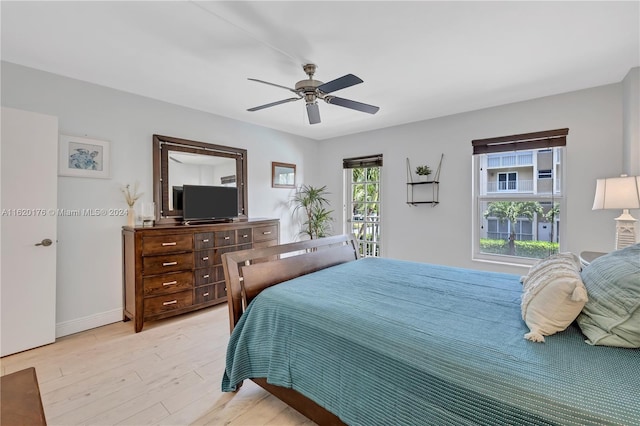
[253,239,278,249]
[194,232,214,250]
[142,234,192,255]
[253,239,279,263]
[237,228,252,244]
[215,282,227,299]
[143,253,194,275]
[214,246,235,264]
[253,225,278,242]
[195,249,216,268]
[214,231,235,246]
[195,285,215,304]
[194,267,216,286]
[143,271,193,296]
[194,265,224,285]
[144,290,193,316]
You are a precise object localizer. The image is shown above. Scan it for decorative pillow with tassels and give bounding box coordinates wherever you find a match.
[520,252,588,343]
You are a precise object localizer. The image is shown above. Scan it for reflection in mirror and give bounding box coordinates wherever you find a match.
[168,151,237,211]
[153,134,247,224]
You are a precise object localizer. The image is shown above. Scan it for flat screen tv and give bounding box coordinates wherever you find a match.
[182,185,238,222]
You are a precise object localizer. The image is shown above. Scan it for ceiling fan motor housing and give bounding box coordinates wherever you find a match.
[296,78,324,103]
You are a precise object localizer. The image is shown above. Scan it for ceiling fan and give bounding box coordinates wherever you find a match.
[247,64,379,124]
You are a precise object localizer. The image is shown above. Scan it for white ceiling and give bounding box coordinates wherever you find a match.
[2,1,638,141]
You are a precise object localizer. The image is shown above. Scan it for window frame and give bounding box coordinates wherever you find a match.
[343,155,383,258]
[471,129,568,267]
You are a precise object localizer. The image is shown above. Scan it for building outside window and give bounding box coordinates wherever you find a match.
[472,129,567,264]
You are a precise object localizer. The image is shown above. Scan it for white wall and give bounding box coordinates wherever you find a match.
[622,67,640,241]
[1,61,318,336]
[318,83,626,275]
[622,67,639,176]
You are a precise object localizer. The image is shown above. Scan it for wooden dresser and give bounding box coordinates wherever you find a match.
[122,218,279,332]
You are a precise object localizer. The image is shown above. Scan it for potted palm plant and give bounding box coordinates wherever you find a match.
[292,184,333,239]
[415,165,432,182]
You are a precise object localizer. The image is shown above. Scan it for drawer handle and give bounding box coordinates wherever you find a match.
[162,280,177,286]
[202,239,210,243]
[202,256,209,261]
[203,274,210,279]
[242,234,248,238]
[203,292,210,297]
[224,236,230,240]
[161,242,177,246]
[263,231,272,235]
[163,300,178,306]
[163,261,178,266]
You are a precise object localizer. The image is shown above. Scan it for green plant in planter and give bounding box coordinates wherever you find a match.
[292,184,334,239]
[415,165,432,176]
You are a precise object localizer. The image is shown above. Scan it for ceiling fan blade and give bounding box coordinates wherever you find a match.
[325,96,380,114]
[306,103,321,124]
[247,97,301,112]
[248,78,298,94]
[317,74,363,94]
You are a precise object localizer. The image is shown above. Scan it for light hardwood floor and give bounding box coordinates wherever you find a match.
[0,305,316,426]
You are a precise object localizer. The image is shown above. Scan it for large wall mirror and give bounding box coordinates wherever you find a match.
[153,134,248,224]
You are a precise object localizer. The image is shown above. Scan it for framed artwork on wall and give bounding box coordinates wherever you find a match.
[272,162,296,188]
[58,134,110,178]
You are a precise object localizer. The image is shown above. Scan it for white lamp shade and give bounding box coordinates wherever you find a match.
[592,175,640,210]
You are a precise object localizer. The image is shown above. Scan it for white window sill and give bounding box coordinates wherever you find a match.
[472,254,536,270]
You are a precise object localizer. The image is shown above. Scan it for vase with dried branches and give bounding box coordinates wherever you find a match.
[122,183,143,227]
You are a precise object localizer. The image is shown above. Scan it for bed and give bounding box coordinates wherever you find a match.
[221,235,640,425]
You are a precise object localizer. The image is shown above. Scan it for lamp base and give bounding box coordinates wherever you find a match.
[615,210,637,250]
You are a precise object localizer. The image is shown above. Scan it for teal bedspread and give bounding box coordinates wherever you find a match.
[222,257,640,425]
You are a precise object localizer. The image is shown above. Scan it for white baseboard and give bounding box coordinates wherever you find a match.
[56,308,122,338]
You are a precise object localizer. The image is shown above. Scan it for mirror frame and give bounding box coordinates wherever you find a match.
[152,134,248,224]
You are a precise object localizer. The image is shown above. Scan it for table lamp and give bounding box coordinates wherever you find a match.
[592,175,640,250]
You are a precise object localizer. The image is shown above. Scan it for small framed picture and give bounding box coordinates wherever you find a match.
[272,162,296,188]
[59,135,110,178]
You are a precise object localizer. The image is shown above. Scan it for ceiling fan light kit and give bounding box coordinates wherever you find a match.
[248,63,380,124]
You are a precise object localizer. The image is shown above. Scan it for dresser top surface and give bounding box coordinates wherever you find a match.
[123,217,278,233]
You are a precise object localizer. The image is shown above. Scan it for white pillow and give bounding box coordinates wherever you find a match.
[520,253,588,343]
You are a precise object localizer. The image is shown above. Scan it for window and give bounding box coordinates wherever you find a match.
[343,154,382,257]
[538,169,552,179]
[497,172,518,191]
[486,218,532,240]
[472,129,567,264]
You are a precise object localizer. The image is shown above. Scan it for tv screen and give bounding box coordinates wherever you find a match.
[182,185,238,221]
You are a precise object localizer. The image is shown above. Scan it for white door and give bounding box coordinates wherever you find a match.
[1,107,58,356]
[538,221,551,243]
